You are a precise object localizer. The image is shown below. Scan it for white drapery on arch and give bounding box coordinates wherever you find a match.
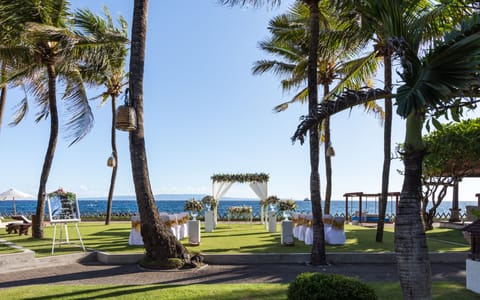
[211,178,268,226]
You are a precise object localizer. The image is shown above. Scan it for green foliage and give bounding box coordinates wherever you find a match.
[211,173,269,183]
[139,257,184,270]
[287,272,378,300]
[47,189,76,201]
[423,118,480,177]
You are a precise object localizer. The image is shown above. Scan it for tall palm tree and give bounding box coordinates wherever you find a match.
[331,0,469,242]
[220,0,328,266]
[293,10,480,299]
[0,0,96,238]
[128,0,187,262]
[254,1,381,215]
[74,7,129,225]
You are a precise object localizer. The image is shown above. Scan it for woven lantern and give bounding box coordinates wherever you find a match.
[107,156,116,167]
[115,105,137,131]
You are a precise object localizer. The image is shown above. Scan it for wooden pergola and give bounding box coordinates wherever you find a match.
[440,161,480,222]
[343,192,400,223]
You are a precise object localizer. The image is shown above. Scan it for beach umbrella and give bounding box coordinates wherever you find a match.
[0,188,34,215]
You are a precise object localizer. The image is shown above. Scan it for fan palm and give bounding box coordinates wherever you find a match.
[74,7,129,225]
[293,9,480,299]
[0,0,100,238]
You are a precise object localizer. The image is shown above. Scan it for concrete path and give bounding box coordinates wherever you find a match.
[0,261,466,288]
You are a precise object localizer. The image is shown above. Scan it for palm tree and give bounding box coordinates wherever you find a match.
[128,0,188,262]
[331,0,470,243]
[220,0,328,266]
[293,10,480,299]
[0,0,97,238]
[74,7,129,225]
[254,1,381,215]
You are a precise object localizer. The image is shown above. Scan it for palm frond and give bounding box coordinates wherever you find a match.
[218,0,281,8]
[60,70,94,146]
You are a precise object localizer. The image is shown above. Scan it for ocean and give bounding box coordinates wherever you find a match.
[0,196,477,220]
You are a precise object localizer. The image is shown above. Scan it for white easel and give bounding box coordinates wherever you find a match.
[47,190,86,254]
[51,220,85,254]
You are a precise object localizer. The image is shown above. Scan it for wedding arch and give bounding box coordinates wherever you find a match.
[211,173,269,223]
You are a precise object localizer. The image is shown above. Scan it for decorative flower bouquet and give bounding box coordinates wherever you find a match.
[278,200,297,212]
[260,195,279,207]
[228,205,253,215]
[201,195,217,211]
[184,198,203,213]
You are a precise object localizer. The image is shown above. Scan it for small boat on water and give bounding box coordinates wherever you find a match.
[303,198,310,201]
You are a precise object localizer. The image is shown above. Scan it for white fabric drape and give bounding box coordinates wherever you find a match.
[213,181,234,200]
[249,182,268,226]
[248,182,268,201]
[212,181,234,226]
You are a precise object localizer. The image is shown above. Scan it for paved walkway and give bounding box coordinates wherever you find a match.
[0,261,466,288]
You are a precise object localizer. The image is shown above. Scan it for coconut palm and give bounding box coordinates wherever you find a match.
[0,0,99,238]
[253,1,382,215]
[221,0,329,266]
[74,7,129,225]
[128,0,188,263]
[293,9,480,299]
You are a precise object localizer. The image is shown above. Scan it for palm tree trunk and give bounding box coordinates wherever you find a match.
[33,64,59,239]
[105,94,118,225]
[395,113,431,299]
[376,53,392,242]
[323,84,332,215]
[306,0,326,266]
[0,63,7,132]
[129,0,187,261]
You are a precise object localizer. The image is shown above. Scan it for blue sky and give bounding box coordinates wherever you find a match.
[0,0,478,202]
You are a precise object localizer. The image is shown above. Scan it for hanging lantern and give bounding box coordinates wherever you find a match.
[107,156,116,167]
[115,88,137,131]
[115,105,137,131]
[327,146,335,157]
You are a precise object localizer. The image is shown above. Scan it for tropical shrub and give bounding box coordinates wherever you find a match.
[287,272,377,300]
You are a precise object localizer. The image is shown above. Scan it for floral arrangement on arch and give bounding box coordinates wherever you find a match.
[228,205,253,215]
[278,199,297,212]
[201,195,218,210]
[260,195,279,207]
[184,198,203,212]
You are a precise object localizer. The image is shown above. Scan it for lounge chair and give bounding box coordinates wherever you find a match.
[6,215,32,235]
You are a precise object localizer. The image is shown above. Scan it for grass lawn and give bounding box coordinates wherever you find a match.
[0,221,470,257]
[0,282,476,300]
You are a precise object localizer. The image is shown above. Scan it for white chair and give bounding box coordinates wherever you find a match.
[323,214,333,236]
[326,216,346,245]
[291,213,299,238]
[128,215,143,245]
[297,214,307,241]
[304,214,313,245]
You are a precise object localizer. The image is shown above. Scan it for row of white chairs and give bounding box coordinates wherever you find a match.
[291,213,346,245]
[129,212,190,245]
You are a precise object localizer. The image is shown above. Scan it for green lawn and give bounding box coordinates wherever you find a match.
[0,221,470,257]
[0,282,476,300]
